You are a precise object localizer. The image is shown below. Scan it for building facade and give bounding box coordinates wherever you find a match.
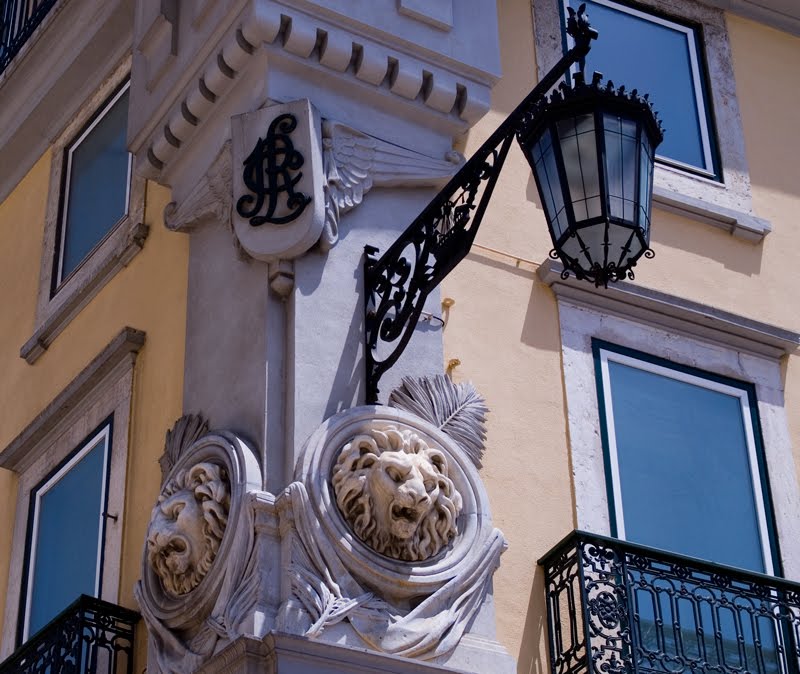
[0,0,799,672]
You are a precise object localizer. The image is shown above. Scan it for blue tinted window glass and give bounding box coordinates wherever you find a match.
[605,359,766,573]
[61,88,130,281]
[27,435,107,636]
[566,0,712,173]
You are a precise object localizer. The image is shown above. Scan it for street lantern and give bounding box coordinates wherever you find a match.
[363,4,663,403]
[517,72,663,287]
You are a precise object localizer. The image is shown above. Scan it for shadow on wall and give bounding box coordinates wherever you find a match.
[518,566,549,674]
[650,208,764,277]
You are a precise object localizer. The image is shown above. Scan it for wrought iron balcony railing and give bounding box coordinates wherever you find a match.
[0,595,139,674]
[540,530,800,674]
[0,0,58,75]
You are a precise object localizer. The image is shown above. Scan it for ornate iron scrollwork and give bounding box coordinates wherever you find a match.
[540,530,800,674]
[0,595,138,674]
[363,6,597,403]
[236,113,312,226]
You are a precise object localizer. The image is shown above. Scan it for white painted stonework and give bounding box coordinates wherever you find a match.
[320,120,464,250]
[137,403,514,673]
[281,406,510,670]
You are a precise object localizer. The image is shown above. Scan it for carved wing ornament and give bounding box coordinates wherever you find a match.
[319,120,464,251]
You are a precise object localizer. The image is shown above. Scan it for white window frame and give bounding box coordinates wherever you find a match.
[596,345,775,574]
[56,80,134,288]
[0,328,143,657]
[563,0,716,177]
[552,292,800,580]
[21,422,112,641]
[21,57,148,365]
[532,0,772,241]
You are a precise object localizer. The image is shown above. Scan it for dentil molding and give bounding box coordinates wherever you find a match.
[132,0,498,183]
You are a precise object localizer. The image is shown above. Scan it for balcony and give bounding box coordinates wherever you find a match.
[0,0,57,75]
[0,595,139,674]
[540,531,800,674]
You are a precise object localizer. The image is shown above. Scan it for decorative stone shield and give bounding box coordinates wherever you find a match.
[231,99,325,261]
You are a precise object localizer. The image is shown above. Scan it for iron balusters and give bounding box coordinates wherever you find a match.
[0,0,58,74]
[0,595,139,674]
[540,531,800,674]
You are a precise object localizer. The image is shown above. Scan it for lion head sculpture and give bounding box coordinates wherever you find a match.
[146,462,230,596]
[331,427,463,562]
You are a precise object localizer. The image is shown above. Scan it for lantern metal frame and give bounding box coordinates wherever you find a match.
[362,4,660,404]
[516,72,664,287]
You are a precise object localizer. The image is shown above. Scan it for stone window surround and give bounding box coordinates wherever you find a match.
[532,0,772,242]
[20,57,148,365]
[0,327,144,658]
[540,261,800,580]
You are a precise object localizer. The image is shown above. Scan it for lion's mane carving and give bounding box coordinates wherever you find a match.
[146,462,230,596]
[331,427,462,561]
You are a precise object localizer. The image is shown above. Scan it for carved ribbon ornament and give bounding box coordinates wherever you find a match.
[236,113,312,226]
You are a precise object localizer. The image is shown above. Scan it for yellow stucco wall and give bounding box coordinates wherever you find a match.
[0,151,188,644]
[443,2,800,670]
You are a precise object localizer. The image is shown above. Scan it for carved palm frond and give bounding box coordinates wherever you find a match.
[389,375,488,467]
[159,414,210,483]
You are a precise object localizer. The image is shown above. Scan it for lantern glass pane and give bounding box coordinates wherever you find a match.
[577,222,608,268]
[531,127,569,239]
[638,133,654,234]
[604,112,639,224]
[608,223,643,267]
[557,114,602,222]
[560,231,584,266]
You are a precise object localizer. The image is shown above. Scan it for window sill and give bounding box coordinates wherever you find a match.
[653,185,771,242]
[21,219,149,365]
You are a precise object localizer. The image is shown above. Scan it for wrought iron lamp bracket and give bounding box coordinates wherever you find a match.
[363,6,597,404]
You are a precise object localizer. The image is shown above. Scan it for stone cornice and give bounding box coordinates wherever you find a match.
[132,1,497,182]
[0,327,145,472]
[538,259,800,360]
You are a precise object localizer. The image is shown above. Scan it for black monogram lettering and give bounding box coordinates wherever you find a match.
[236,113,312,226]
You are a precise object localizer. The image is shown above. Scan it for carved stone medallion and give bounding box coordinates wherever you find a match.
[331,426,462,562]
[146,461,230,596]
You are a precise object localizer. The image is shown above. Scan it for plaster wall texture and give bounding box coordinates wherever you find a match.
[441,0,800,667]
[0,154,188,660]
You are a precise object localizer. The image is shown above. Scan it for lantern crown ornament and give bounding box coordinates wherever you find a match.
[517,70,664,287]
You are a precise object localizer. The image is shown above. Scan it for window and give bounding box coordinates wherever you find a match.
[55,82,132,288]
[20,421,112,641]
[532,0,771,240]
[594,341,777,573]
[563,0,718,178]
[24,59,147,365]
[0,327,142,655]
[538,270,800,578]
